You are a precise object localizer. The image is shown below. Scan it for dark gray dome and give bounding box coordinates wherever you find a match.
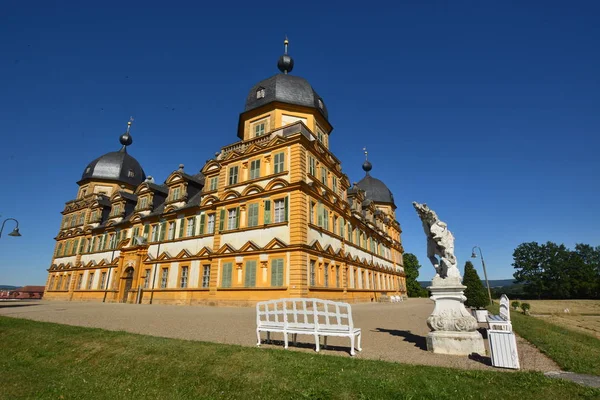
[81,150,146,187]
[356,174,396,208]
[244,74,328,120]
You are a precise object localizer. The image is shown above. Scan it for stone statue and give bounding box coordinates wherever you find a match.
[412,202,484,355]
[413,202,461,282]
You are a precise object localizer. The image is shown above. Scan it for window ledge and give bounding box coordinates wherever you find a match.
[217,287,288,291]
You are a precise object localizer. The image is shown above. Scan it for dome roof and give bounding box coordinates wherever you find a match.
[244,73,328,120]
[81,150,146,186]
[356,163,396,209]
[79,123,146,187]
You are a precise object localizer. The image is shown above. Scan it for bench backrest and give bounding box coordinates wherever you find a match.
[499,294,510,321]
[256,299,286,326]
[256,298,354,331]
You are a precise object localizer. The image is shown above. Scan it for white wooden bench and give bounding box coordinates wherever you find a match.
[256,298,362,356]
[487,294,512,331]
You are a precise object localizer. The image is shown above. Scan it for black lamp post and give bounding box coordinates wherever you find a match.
[0,218,22,239]
[471,246,493,305]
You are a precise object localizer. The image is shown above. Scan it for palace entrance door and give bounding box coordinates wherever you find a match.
[121,267,134,303]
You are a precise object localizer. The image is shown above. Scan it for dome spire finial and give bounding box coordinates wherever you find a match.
[277,36,294,74]
[362,147,372,175]
[119,116,134,152]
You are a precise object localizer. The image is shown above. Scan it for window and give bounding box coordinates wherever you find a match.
[332,176,337,194]
[245,261,256,288]
[339,217,345,237]
[228,166,239,185]
[309,202,315,224]
[151,224,159,242]
[78,239,86,254]
[77,274,83,290]
[271,259,284,287]
[274,198,287,223]
[49,276,55,290]
[322,207,329,230]
[317,202,323,227]
[143,269,151,289]
[317,131,324,143]
[250,159,261,180]
[202,265,211,288]
[186,217,195,237]
[172,186,181,200]
[57,276,63,290]
[256,88,265,99]
[207,214,215,234]
[210,177,218,191]
[56,243,63,257]
[247,203,259,227]
[168,222,175,240]
[274,152,284,174]
[254,121,266,137]
[227,208,239,230]
[310,260,316,286]
[221,262,232,288]
[70,214,76,227]
[180,266,189,288]
[324,267,329,287]
[308,156,316,176]
[160,268,169,288]
[321,167,327,186]
[79,213,85,225]
[90,210,97,222]
[100,272,107,289]
[139,197,148,209]
[318,99,324,109]
[336,266,340,288]
[100,234,107,250]
[142,225,149,239]
[65,274,71,290]
[159,221,166,241]
[112,204,121,216]
[87,273,94,290]
[263,200,271,224]
[109,234,117,249]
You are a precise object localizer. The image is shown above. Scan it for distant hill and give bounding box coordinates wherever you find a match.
[419,279,515,288]
[0,285,19,290]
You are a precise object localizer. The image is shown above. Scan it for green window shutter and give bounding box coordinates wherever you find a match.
[271,259,283,287]
[235,207,240,229]
[56,243,63,257]
[245,261,256,287]
[159,222,166,241]
[143,225,149,239]
[78,239,86,254]
[73,239,80,255]
[199,214,205,235]
[284,196,289,222]
[264,200,271,224]
[317,202,323,227]
[178,218,185,238]
[219,209,225,232]
[133,227,139,238]
[190,218,196,236]
[222,263,232,288]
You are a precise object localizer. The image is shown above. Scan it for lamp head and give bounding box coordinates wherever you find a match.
[471,251,477,259]
[8,227,21,237]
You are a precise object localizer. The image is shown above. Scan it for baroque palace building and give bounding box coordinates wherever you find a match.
[44,41,406,305]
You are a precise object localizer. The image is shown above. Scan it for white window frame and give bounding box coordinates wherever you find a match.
[274,199,285,223]
[207,214,215,234]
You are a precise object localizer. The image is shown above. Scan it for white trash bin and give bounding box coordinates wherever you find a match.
[488,329,520,369]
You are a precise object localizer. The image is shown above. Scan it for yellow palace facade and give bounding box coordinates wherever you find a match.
[44,42,406,305]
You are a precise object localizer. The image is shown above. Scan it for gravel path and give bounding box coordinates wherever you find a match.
[0,298,559,372]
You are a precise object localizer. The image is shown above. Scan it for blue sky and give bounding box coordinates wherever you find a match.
[1,1,598,286]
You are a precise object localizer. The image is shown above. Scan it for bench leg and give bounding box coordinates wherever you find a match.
[256,329,261,346]
[323,336,328,349]
[350,336,356,356]
[267,331,271,344]
[357,332,362,352]
[315,334,320,353]
[293,333,297,345]
[284,333,289,349]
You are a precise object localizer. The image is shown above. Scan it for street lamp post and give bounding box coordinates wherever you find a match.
[0,218,22,239]
[471,246,493,305]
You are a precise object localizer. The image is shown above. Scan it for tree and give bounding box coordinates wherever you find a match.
[403,253,428,297]
[512,242,546,299]
[463,261,489,308]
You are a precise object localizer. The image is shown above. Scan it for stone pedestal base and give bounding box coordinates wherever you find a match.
[427,330,485,355]
[426,279,485,355]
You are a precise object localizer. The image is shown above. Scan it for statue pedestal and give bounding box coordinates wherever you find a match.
[426,280,485,356]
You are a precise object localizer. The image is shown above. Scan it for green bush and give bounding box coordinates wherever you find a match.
[511,300,521,310]
[520,303,531,314]
[463,261,489,308]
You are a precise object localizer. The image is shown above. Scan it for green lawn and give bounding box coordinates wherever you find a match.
[1,317,599,399]
[498,306,600,376]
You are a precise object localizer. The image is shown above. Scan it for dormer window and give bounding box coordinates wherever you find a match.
[138,197,148,210]
[128,169,135,178]
[318,99,324,109]
[85,167,91,174]
[256,88,265,99]
[172,187,180,201]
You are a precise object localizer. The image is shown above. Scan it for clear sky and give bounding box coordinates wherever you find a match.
[1,1,598,286]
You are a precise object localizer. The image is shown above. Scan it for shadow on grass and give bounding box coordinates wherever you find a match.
[374,328,427,351]
[258,338,355,356]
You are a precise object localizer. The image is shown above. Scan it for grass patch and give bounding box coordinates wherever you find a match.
[490,305,600,376]
[1,316,599,399]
